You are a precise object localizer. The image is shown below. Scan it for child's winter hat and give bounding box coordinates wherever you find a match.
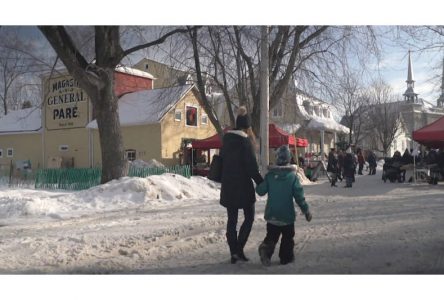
[276,145,291,166]
[235,106,251,130]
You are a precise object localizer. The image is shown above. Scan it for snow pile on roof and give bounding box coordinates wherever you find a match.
[296,97,349,133]
[0,108,41,134]
[115,65,154,79]
[0,174,220,220]
[307,117,350,133]
[420,98,444,114]
[87,85,193,128]
[281,123,301,134]
[130,159,165,168]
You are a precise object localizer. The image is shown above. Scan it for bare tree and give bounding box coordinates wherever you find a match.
[332,66,369,145]
[183,25,385,146]
[0,31,41,115]
[187,26,334,136]
[38,26,189,183]
[366,80,403,156]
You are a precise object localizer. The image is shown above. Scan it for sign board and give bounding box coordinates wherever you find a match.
[44,74,89,130]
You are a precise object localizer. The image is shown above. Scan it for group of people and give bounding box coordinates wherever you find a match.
[327,147,377,188]
[391,147,444,183]
[218,106,312,266]
[326,145,444,186]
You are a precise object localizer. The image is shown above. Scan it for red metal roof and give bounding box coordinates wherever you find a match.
[412,115,444,148]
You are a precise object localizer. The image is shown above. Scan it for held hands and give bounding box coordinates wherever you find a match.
[305,211,312,222]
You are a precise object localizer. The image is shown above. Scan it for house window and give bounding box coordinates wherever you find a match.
[175,110,182,122]
[201,114,208,125]
[7,148,13,158]
[186,106,198,127]
[314,106,320,117]
[303,101,314,115]
[185,74,193,85]
[303,101,311,114]
[0,149,3,158]
[323,108,328,118]
[272,102,283,118]
[125,149,136,161]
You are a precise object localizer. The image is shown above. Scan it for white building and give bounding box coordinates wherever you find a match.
[359,51,444,157]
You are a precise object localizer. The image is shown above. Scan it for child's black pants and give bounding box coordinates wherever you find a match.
[260,222,295,263]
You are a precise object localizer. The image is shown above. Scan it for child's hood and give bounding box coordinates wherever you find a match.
[266,164,297,180]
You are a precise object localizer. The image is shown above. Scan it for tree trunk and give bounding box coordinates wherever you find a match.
[95,68,127,183]
[39,25,188,184]
[251,100,261,136]
[2,91,7,115]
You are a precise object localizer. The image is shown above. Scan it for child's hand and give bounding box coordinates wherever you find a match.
[305,211,312,222]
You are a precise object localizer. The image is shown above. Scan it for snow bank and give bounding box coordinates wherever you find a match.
[0,174,220,220]
[296,167,313,185]
[130,159,165,168]
[0,167,311,221]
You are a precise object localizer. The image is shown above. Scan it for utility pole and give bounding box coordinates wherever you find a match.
[260,26,269,175]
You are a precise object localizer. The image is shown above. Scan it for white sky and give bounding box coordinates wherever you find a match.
[4,0,444,25]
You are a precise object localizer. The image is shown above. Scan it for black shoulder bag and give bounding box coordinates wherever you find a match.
[207,154,223,182]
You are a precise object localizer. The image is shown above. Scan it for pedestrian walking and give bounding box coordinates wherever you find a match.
[219,106,263,264]
[256,145,312,266]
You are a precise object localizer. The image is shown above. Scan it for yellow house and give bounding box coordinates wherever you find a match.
[86,84,216,166]
[1,74,215,171]
[0,108,43,171]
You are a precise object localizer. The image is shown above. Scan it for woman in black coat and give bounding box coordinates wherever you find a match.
[220,107,263,264]
[327,148,338,187]
[343,148,356,188]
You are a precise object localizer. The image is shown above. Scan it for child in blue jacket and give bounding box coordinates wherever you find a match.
[256,145,312,266]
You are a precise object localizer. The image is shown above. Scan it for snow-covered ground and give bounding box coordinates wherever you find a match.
[1,164,443,277]
[1,164,444,276]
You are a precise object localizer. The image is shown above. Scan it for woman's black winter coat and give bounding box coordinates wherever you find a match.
[219,130,263,208]
[327,152,338,173]
[343,153,356,177]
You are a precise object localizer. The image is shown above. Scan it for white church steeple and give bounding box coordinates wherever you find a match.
[437,57,444,107]
[403,50,419,103]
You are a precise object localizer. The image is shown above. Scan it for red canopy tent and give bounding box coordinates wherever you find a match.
[296,138,309,147]
[191,128,229,149]
[269,123,296,148]
[192,123,308,149]
[412,116,444,148]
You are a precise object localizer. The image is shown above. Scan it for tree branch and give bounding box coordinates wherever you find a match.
[38,26,98,92]
[123,27,194,57]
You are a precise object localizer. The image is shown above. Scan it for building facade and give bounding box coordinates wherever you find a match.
[270,84,349,159]
[132,58,193,89]
[87,85,215,166]
[0,66,215,171]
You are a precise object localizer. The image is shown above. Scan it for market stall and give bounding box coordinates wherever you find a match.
[191,124,308,175]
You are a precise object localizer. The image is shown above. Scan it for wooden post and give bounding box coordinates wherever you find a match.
[9,160,13,187]
[294,134,299,166]
[259,26,269,175]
